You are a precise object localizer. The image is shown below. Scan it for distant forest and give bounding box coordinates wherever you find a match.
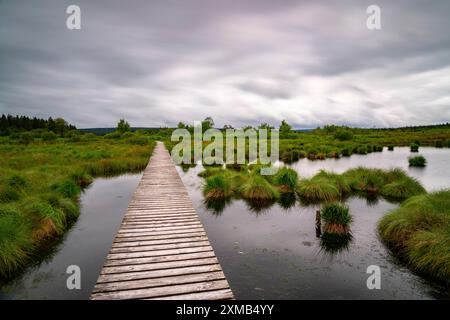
[0,114,76,136]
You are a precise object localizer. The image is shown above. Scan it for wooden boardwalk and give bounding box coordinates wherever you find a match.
[90,142,233,300]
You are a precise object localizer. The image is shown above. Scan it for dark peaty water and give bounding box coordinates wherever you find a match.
[178,147,450,299]
[0,174,142,300]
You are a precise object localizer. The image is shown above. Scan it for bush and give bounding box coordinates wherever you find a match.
[408,155,427,167]
[387,145,394,151]
[42,131,57,142]
[334,130,353,141]
[19,132,33,145]
[103,132,121,139]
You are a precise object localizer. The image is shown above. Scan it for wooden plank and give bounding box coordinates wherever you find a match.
[91,280,231,300]
[91,142,233,300]
[110,240,211,253]
[101,257,219,274]
[113,231,207,243]
[112,236,209,248]
[107,246,213,260]
[92,271,226,293]
[148,289,234,300]
[97,264,223,283]
[104,248,215,268]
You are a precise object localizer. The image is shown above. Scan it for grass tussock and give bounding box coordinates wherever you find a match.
[321,202,352,227]
[273,167,299,192]
[203,175,233,200]
[240,174,279,200]
[296,178,340,202]
[409,155,427,167]
[378,190,450,286]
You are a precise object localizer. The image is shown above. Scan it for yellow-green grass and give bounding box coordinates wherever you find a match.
[239,174,280,201]
[378,190,450,286]
[0,137,154,278]
[296,178,340,202]
[273,167,299,192]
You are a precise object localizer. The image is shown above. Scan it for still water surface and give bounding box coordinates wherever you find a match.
[178,147,450,299]
[1,147,448,299]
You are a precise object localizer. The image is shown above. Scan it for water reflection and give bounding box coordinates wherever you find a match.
[204,197,232,215]
[278,192,296,209]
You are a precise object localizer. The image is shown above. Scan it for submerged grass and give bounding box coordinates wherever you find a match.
[378,190,450,286]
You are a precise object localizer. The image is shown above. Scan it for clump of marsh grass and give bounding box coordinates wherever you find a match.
[378,189,450,286]
[70,170,93,187]
[0,206,33,277]
[320,203,353,254]
[203,174,233,200]
[239,174,279,200]
[381,178,426,199]
[321,202,352,228]
[408,155,427,167]
[296,178,340,202]
[27,201,66,238]
[314,170,351,195]
[410,143,419,152]
[198,167,225,178]
[343,167,385,194]
[52,180,80,199]
[273,167,299,192]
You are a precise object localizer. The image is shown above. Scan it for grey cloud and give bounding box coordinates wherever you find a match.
[0,0,449,128]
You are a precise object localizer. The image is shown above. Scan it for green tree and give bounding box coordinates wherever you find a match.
[117,119,131,134]
[258,123,274,130]
[54,118,68,136]
[279,120,292,137]
[201,117,214,132]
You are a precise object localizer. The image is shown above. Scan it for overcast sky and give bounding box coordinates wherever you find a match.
[0,0,449,128]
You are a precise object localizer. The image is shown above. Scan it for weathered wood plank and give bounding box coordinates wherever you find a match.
[101,257,219,275]
[148,289,234,300]
[91,280,231,300]
[97,264,223,283]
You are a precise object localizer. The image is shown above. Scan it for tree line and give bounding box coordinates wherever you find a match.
[0,114,76,136]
